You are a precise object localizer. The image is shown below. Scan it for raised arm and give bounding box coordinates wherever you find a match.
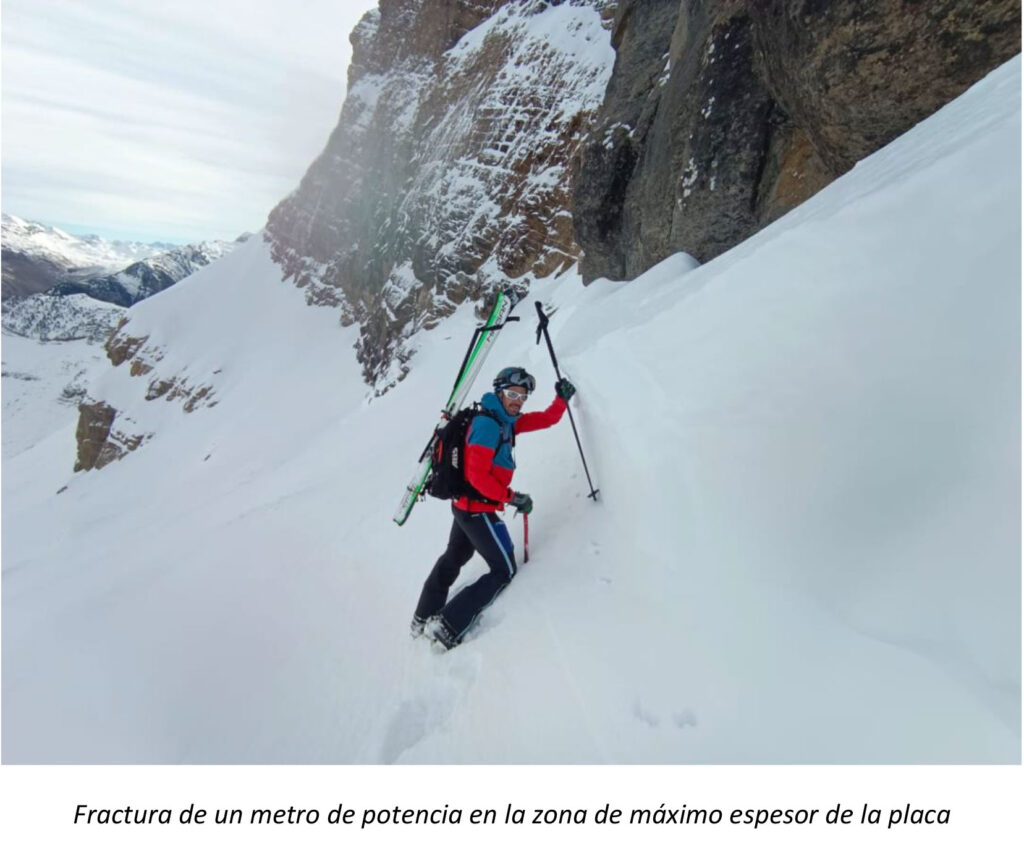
[514,395,567,435]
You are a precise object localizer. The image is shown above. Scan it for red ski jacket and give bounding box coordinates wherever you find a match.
[455,391,567,513]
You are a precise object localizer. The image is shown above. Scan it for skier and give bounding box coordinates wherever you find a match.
[412,366,577,649]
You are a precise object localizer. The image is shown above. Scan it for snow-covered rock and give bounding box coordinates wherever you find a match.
[1,293,126,344]
[264,0,1016,392]
[266,0,617,389]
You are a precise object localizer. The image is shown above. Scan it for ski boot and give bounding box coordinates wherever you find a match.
[423,616,459,651]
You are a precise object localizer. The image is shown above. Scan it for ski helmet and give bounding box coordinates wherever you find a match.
[493,366,535,394]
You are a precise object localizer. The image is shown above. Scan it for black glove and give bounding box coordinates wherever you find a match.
[509,491,534,515]
[555,378,576,401]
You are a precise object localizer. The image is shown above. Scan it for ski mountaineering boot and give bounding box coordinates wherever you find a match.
[423,616,459,651]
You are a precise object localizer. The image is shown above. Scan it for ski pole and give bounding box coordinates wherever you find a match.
[534,301,600,501]
[523,512,530,564]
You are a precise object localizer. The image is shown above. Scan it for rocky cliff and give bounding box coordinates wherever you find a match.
[72,311,219,472]
[69,0,1019,473]
[574,0,1021,278]
[267,0,1018,383]
[265,0,616,390]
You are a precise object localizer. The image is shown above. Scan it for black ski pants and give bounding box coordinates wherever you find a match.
[414,506,517,640]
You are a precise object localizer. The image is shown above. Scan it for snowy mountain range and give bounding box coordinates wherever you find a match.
[1,230,237,342]
[1,213,177,301]
[47,241,236,307]
[2,51,1019,765]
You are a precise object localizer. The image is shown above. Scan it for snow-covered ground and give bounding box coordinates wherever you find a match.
[1,57,1019,764]
[1,332,110,460]
[1,293,126,344]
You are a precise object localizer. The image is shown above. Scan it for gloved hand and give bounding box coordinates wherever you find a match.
[555,378,576,401]
[509,491,534,515]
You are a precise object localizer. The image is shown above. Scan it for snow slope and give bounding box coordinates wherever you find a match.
[1,294,126,344]
[1,57,1019,764]
[1,332,110,459]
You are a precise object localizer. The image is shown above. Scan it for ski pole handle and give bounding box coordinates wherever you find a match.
[534,301,549,344]
[535,301,563,379]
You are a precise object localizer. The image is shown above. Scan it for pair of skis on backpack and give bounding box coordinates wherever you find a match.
[392,288,521,526]
[393,288,599,528]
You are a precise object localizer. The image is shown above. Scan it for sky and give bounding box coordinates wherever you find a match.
[0,0,380,244]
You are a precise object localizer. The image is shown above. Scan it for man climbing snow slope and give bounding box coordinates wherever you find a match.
[412,366,577,650]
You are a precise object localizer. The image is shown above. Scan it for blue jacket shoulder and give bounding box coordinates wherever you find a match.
[467,413,501,448]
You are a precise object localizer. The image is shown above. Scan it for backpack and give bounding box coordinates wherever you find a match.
[426,405,508,503]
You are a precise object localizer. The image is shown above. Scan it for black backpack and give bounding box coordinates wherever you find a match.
[426,405,508,503]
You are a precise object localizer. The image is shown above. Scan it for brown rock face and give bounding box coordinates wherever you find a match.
[72,319,216,471]
[107,329,149,367]
[751,0,1022,175]
[574,0,1020,278]
[74,401,117,472]
[74,402,146,472]
[266,0,616,389]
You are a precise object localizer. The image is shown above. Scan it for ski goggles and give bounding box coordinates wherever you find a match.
[496,368,536,393]
[501,388,529,401]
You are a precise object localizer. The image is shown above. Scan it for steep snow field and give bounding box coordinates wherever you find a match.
[1,332,110,460]
[2,58,1019,764]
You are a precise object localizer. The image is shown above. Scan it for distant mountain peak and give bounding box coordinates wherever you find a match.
[1,213,184,301]
[2,234,237,343]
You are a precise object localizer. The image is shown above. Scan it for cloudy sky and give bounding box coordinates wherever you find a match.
[1,0,380,244]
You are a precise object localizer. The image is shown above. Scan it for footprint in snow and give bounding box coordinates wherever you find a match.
[633,701,660,728]
[673,708,698,729]
[379,698,439,764]
[378,640,481,762]
[633,704,698,731]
